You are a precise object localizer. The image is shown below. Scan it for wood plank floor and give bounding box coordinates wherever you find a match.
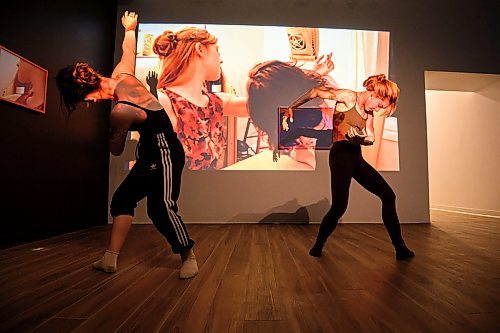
[0,211,498,333]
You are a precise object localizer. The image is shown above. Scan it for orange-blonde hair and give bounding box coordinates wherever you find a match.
[363,74,400,115]
[153,27,217,89]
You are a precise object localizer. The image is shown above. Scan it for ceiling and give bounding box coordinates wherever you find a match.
[424,71,500,92]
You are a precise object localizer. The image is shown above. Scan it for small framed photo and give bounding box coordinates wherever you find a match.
[278,107,334,150]
[0,45,48,113]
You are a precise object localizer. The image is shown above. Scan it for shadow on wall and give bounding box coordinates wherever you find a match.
[228,198,331,223]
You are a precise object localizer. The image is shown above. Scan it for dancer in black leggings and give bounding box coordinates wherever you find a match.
[55,11,198,278]
[284,74,414,260]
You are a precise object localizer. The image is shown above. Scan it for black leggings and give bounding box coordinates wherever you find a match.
[316,141,403,245]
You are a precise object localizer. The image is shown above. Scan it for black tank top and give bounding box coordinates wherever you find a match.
[333,97,367,143]
[116,101,182,161]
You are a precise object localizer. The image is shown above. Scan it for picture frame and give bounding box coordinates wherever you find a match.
[0,45,48,113]
[278,107,334,150]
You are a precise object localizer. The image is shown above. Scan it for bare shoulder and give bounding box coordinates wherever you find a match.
[111,102,147,124]
[335,89,356,106]
[114,75,163,110]
[333,90,356,112]
[313,87,355,103]
[114,72,140,87]
[157,89,174,112]
[111,67,134,79]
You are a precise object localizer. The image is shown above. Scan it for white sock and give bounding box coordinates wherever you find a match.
[92,250,119,273]
[179,249,198,279]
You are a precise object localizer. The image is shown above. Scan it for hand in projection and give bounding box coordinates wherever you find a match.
[311,52,334,76]
[345,127,373,146]
[282,108,294,131]
[146,71,159,98]
[272,148,280,162]
[122,11,138,31]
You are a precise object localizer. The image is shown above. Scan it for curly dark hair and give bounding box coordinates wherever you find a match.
[55,62,101,116]
[247,60,324,147]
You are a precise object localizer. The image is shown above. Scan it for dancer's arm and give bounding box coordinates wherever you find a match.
[111,11,138,78]
[283,86,354,131]
[108,11,148,156]
[217,93,248,117]
[362,111,385,166]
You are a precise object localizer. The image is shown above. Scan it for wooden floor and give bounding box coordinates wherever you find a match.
[0,211,498,333]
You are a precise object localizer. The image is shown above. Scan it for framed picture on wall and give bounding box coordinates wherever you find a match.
[0,45,48,113]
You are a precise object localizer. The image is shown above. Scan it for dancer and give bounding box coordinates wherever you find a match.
[284,74,415,260]
[55,11,198,278]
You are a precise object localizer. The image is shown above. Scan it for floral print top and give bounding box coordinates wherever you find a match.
[163,89,226,170]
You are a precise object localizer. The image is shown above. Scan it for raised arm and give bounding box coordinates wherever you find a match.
[288,86,319,110]
[111,11,138,78]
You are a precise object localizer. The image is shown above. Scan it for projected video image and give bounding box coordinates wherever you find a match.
[134,24,399,171]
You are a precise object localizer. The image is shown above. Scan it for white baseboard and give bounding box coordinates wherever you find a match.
[431,205,500,219]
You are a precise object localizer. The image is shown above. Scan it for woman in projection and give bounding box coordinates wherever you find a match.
[55,11,198,279]
[283,74,415,260]
[152,28,247,170]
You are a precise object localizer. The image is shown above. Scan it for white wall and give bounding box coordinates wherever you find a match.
[425,79,500,218]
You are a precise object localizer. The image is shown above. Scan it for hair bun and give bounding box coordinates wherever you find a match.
[363,73,387,88]
[153,30,178,58]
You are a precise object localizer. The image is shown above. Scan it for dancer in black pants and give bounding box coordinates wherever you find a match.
[55,11,198,279]
[283,74,414,260]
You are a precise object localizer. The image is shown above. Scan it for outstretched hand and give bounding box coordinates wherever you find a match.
[146,71,158,89]
[146,71,159,98]
[122,11,138,31]
[311,52,334,76]
[282,108,294,131]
